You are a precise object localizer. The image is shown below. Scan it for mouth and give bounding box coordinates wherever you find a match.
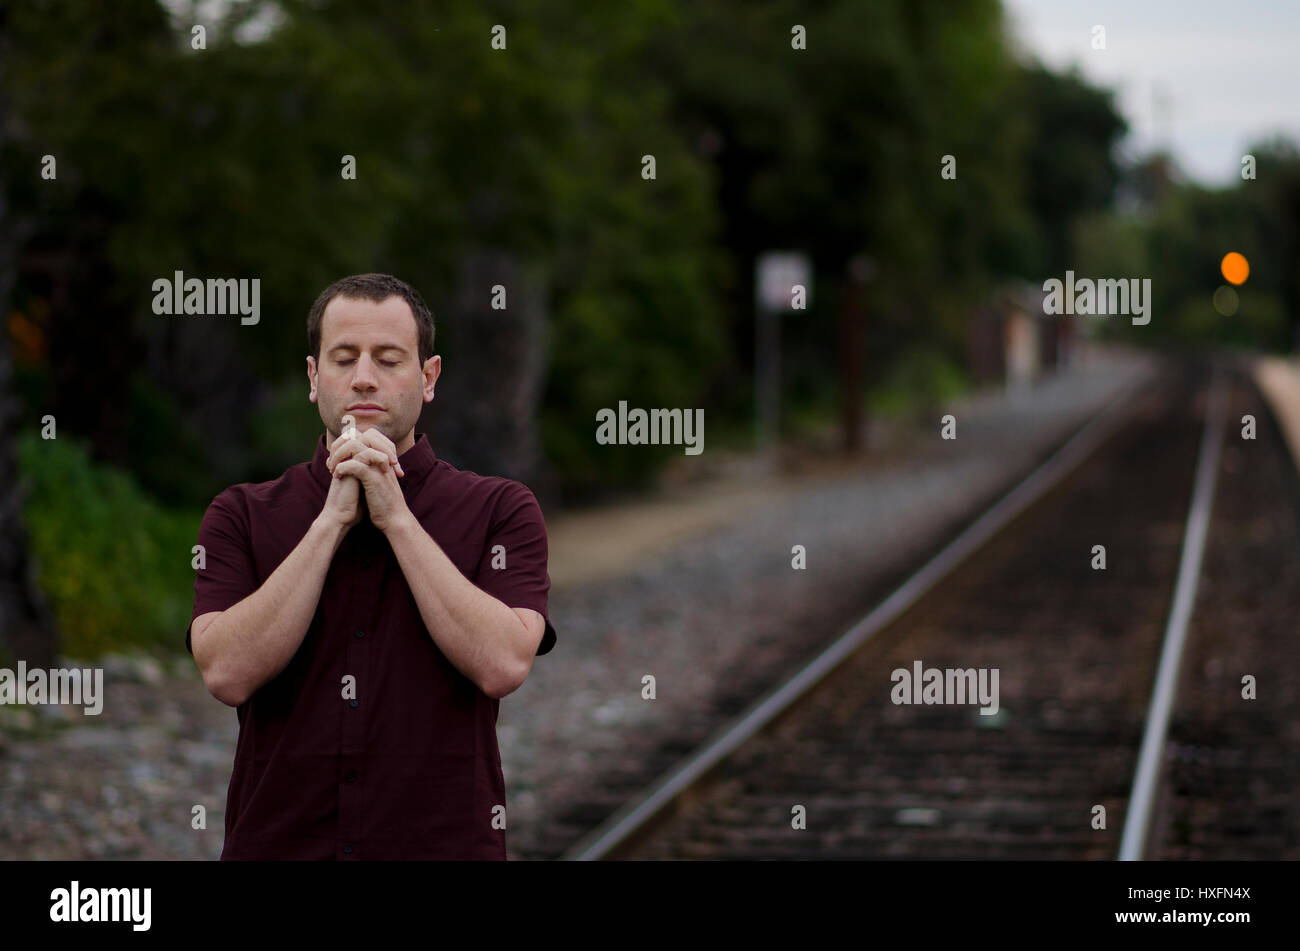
[347,405,385,414]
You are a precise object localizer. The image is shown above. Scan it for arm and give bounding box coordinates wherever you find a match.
[193,430,367,707]
[329,428,548,698]
[385,513,545,699]
[192,513,350,707]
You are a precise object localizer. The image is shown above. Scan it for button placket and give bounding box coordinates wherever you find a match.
[338,537,377,854]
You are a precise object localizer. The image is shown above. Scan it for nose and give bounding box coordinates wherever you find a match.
[351,353,379,391]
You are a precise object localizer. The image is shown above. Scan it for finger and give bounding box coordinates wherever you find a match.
[332,421,359,444]
[358,429,404,476]
[329,433,401,475]
[340,448,392,476]
[334,458,376,481]
[327,435,367,472]
[328,433,402,477]
[332,414,358,450]
[353,447,393,471]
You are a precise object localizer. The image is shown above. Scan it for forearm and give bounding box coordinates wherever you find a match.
[196,515,349,706]
[385,513,530,698]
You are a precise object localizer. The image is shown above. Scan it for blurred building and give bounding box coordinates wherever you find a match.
[968,282,1075,395]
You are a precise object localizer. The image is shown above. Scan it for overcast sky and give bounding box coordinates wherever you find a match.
[1003,0,1300,185]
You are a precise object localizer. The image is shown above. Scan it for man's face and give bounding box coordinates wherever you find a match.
[307,295,440,455]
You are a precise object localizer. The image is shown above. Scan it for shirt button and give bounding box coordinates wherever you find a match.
[342,844,353,855]
[344,770,357,783]
[360,555,371,569]
[354,628,365,639]
[349,699,359,708]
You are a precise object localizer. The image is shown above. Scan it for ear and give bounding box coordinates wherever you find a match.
[306,355,318,403]
[423,354,442,403]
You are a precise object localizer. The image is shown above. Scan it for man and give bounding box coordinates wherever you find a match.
[187,273,556,860]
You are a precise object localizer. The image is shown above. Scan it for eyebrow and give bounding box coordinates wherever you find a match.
[327,343,410,355]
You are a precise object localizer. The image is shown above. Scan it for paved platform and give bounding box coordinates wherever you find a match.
[1253,355,1300,471]
[546,342,1156,590]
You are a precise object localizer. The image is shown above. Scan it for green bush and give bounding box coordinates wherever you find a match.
[870,347,970,419]
[17,430,203,658]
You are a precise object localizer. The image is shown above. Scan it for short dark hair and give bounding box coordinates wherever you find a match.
[307,273,436,366]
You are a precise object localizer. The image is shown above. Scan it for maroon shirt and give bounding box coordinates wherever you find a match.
[186,431,556,860]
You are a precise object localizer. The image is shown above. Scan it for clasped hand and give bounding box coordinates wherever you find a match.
[325,415,409,532]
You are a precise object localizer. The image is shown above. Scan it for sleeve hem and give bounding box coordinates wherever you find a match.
[537,615,557,656]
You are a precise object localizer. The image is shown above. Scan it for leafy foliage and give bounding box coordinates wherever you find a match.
[17,430,201,658]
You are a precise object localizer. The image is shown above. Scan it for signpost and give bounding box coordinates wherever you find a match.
[754,252,811,454]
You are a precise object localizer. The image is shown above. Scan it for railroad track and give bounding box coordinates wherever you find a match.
[558,359,1299,860]
[1147,368,1300,859]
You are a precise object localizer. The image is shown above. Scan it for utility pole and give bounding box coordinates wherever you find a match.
[838,253,874,452]
[754,251,811,459]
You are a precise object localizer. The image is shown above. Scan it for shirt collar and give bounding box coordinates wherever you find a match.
[309,430,438,493]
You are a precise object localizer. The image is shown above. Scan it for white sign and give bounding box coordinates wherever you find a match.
[756,252,811,312]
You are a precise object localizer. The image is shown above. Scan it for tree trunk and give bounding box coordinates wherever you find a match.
[838,266,867,453]
[421,249,548,487]
[0,325,56,669]
[0,169,57,667]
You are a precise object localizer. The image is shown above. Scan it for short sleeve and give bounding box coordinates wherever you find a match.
[187,490,259,654]
[475,482,557,656]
